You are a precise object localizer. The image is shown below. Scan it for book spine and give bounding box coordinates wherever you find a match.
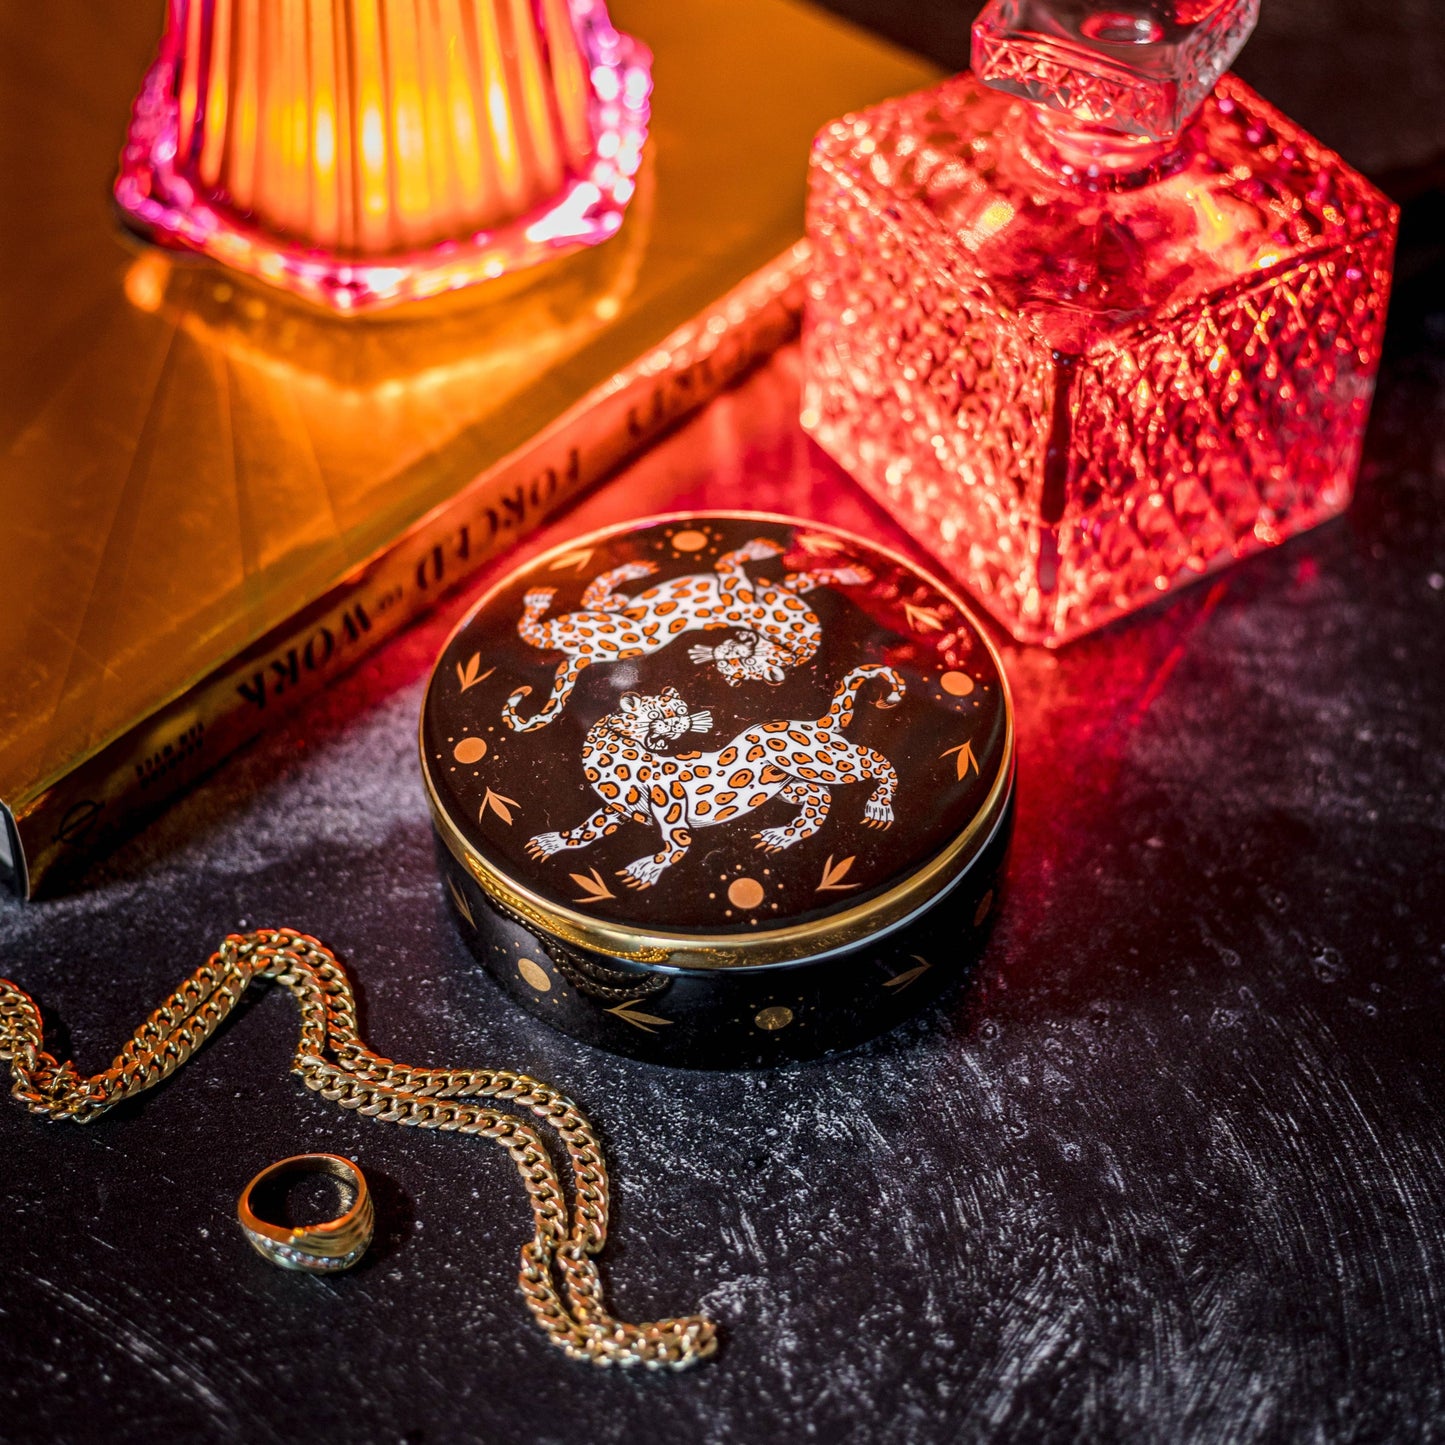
[4,251,806,899]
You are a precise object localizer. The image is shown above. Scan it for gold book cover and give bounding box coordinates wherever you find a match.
[0,0,937,896]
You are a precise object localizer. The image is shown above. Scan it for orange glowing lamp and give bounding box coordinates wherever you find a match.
[115,0,651,312]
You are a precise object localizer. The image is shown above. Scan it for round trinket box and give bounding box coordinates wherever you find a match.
[421,513,1014,1067]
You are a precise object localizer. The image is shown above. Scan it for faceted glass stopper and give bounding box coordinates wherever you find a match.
[972,0,1260,141]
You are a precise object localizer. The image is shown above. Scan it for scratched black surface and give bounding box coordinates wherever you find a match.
[3,5,1444,1443]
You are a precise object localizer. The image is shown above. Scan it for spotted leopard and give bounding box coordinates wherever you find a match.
[525,665,904,890]
[502,538,869,732]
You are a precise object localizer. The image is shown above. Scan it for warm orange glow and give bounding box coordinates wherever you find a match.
[115,0,652,312]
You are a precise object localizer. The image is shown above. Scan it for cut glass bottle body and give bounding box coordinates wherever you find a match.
[802,70,1397,644]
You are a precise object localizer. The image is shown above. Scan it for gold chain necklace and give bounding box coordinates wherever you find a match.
[0,928,717,1370]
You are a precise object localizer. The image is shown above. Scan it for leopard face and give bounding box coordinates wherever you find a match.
[687,630,788,686]
[615,690,712,750]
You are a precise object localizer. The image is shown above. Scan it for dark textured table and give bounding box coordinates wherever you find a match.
[3,6,1444,1443]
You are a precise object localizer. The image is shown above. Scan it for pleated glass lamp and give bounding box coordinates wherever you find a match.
[114,0,652,312]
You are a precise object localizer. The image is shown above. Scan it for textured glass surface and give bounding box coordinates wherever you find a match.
[802,73,1398,645]
[973,0,1259,140]
[114,0,651,312]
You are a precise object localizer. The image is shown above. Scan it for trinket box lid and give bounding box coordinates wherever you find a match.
[421,514,1014,971]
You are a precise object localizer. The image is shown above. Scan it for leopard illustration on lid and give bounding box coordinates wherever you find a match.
[501,536,870,731]
[422,514,1012,962]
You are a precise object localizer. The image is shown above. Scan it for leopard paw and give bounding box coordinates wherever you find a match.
[523,588,556,612]
[863,799,895,827]
[618,856,667,889]
[754,827,797,852]
[736,538,785,561]
[526,831,567,859]
[834,565,872,587]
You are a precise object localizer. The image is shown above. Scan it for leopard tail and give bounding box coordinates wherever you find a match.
[822,665,906,730]
[503,655,589,732]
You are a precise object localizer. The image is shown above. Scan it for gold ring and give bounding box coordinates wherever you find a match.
[237,1153,374,1273]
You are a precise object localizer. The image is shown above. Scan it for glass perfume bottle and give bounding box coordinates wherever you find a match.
[114,0,651,313]
[801,0,1398,645]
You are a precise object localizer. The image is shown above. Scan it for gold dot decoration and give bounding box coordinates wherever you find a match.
[973,889,994,927]
[453,737,488,764]
[671,528,709,552]
[517,958,551,992]
[941,671,975,697]
[754,1005,794,1031]
[728,877,765,910]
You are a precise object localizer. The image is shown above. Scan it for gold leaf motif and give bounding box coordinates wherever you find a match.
[904,601,945,633]
[883,956,931,991]
[456,653,494,693]
[570,868,615,903]
[941,741,979,780]
[480,789,520,825]
[605,999,673,1032]
[816,854,858,892]
[446,877,475,928]
[549,548,594,573]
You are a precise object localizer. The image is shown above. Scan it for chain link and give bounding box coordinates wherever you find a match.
[0,928,717,1370]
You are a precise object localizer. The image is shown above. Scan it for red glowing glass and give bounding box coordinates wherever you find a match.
[114,0,651,313]
[802,0,1397,645]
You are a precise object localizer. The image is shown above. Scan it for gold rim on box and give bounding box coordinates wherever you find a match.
[237,1153,375,1273]
[421,511,1016,972]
